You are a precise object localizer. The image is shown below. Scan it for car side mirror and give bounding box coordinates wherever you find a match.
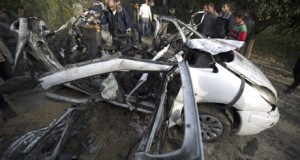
[209,62,218,73]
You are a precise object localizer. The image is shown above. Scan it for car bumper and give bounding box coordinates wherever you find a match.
[236,107,280,135]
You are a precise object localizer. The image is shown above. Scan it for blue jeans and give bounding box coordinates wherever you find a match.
[141,18,150,36]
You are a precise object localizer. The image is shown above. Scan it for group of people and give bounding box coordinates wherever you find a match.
[196,1,249,42]
[104,0,249,44]
[101,0,160,40]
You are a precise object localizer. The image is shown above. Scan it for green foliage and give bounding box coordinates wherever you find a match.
[0,0,90,28]
[234,0,300,34]
[254,27,299,67]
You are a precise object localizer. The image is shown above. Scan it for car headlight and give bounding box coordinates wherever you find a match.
[253,85,277,105]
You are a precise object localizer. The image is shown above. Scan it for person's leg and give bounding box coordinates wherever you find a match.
[0,95,16,119]
[141,18,146,36]
[63,35,73,64]
[151,19,156,35]
[145,20,150,36]
[0,61,16,119]
[141,20,145,36]
[7,44,16,60]
[88,47,97,60]
[290,74,300,90]
[134,26,142,43]
[0,61,14,81]
[284,71,300,94]
[162,22,169,35]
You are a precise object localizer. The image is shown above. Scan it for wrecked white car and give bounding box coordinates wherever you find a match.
[153,16,280,141]
[1,13,279,159]
[151,16,279,141]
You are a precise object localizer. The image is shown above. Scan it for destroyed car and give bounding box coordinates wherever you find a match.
[1,17,204,160]
[151,16,279,141]
[1,13,279,159]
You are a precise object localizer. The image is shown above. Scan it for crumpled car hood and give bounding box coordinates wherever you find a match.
[187,39,244,55]
[187,38,277,100]
[225,51,277,98]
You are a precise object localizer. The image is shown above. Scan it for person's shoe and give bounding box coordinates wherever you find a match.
[0,106,17,119]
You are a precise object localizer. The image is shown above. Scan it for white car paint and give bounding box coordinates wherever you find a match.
[226,50,277,99]
[170,38,280,135]
[187,39,244,55]
[236,107,279,135]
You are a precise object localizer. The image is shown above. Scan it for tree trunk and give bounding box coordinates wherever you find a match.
[244,36,255,59]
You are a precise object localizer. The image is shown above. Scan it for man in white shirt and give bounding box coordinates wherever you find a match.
[139,0,152,36]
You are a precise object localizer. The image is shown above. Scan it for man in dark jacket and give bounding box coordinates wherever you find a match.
[211,1,235,39]
[197,2,218,37]
[0,8,17,60]
[0,38,16,119]
[101,0,134,37]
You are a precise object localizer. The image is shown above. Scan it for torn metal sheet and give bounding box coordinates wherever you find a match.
[214,39,244,48]
[39,58,171,89]
[125,45,171,110]
[226,51,277,101]
[135,59,203,160]
[101,73,121,101]
[11,18,63,74]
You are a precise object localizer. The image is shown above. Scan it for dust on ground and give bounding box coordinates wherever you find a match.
[0,51,299,160]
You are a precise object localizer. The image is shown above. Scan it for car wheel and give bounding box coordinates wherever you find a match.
[198,104,231,142]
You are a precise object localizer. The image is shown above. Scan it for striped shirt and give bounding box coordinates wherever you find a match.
[229,22,247,41]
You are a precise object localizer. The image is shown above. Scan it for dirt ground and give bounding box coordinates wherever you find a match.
[0,51,299,160]
[202,53,300,160]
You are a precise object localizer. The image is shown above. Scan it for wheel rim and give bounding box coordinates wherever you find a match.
[200,115,223,141]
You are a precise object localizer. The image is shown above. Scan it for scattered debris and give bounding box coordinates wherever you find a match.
[243,138,258,156]
[128,121,147,137]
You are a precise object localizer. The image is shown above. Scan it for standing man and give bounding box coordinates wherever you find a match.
[139,0,152,36]
[161,0,169,35]
[197,2,218,37]
[129,1,139,26]
[207,3,218,18]
[203,4,208,12]
[128,1,142,43]
[101,0,134,45]
[0,8,17,62]
[211,1,235,39]
[149,0,157,34]
[0,38,16,119]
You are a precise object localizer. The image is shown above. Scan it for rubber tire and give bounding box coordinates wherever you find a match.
[198,103,231,142]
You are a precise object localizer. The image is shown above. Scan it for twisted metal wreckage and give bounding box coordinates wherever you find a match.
[1,16,204,160]
[1,14,279,160]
